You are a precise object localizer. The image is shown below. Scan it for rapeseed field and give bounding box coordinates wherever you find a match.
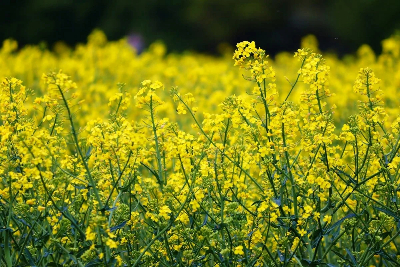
[1,30,400,266]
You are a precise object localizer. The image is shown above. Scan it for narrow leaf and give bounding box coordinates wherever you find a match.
[325,213,356,235]
[345,248,357,265]
[110,221,127,232]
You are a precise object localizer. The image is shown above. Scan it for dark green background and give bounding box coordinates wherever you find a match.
[1,0,399,55]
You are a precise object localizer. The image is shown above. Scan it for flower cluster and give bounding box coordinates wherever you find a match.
[1,32,400,266]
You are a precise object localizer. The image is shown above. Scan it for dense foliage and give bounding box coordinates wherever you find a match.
[2,31,400,266]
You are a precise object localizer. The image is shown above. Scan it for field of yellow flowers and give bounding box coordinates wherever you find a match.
[2,30,400,266]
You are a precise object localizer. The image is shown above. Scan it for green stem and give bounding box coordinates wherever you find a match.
[55,81,102,210]
[4,230,12,267]
[282,121,298,218]
[284,57,306,102]
[150,95,164,187]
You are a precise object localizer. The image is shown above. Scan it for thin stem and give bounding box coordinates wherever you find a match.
[54,81,102,210]
[285,57,306,102]
[150,95,164,187]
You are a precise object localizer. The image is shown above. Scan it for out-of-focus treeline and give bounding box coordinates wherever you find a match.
[1,0,400,55]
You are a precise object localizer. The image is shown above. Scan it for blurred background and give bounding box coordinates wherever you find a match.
[1,0,400,55]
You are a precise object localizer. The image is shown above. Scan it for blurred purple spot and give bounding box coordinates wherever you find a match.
[127,33,144,53]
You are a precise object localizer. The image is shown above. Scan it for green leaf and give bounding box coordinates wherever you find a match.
[110,220,127,232]
[345,248,357,266]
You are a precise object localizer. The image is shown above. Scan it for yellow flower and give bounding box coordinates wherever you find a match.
[159,205,171,220]
[26,199,36,205]
[42,114,53,122]
[85,226,96,241]
[234,245,244,255]
[323,215,332,224]
[38,206,45,212]
[106,238,118,249]
[298,229,307,237]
